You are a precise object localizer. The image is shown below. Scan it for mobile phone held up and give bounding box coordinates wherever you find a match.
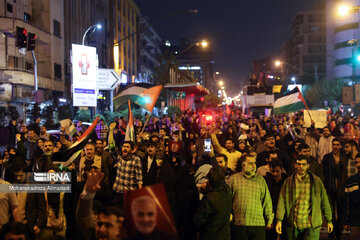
[204,139,211,152]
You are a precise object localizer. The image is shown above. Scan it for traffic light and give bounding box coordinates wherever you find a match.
[15,27,27,48]
[27,32,36,51]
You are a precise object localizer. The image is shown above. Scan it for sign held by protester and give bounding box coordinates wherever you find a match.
[304,110,327,128]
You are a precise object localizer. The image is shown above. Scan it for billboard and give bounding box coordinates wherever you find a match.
[72,44,97,107]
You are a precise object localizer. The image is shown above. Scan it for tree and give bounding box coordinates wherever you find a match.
[303,79,347,108]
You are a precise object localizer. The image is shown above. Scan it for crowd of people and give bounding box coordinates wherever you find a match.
[0,109,360,240]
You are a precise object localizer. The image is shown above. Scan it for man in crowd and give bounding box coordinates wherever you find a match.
[215,153,235,180]
[344,154,360,239]
[211,128,242,172]
[76,170,125,240]
[95,119,109,141]
[256,133,289,171]
[32,140,56,172]
[322,138,347,239]
[39,126,50,141]
[227,153,273,240]
[194,167,232,240]
[276,155,333,239]
[256,150,278,176]
[344,140,358,178]
[318,126,334,164]
[264,159,286,240]
[141,141,158,186]
[113,141,143,206]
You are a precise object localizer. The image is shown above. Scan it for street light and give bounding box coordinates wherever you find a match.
[275,60,281,67]
[82,24,102,45]
[338,5,351,16]
[176,40,209,56]
[218,80,224,86]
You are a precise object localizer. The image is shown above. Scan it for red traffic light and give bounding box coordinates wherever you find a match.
[23,28,27,36]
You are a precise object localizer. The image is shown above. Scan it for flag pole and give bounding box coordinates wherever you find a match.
[296,86,313,122]
[139,113,151,137]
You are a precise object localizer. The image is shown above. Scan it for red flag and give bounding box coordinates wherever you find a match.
[226,104,231,116]
[125,100,134,142]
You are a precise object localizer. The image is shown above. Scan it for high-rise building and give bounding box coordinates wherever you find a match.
[326,0,360,83]
[291,10,326,84]
[0,0,65,116]
[114,0,139,82]
[137,16,162,83]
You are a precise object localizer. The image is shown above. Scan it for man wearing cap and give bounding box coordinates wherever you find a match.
[276,155,333,239]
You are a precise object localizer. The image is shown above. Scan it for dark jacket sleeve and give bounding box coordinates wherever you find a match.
[76,196,96,240]
[193,196,213,229]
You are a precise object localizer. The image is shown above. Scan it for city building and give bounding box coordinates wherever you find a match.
[114,0,139,83]
[326,0,360,83]
[137,16,162,83]
[0,0,65,118]
[291,10,326,84]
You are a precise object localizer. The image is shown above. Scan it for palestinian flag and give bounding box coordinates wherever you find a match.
[53,116,100,168]
[113,83,163,112]
[125,100,135,142]
[273,87,307,115]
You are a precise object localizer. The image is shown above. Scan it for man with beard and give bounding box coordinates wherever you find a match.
[129,196,178,240]
[276,155,333,240]
[211,134,242,172]
[344,140,358,179]
[113,141,143,206]
[141,141,158,186]
[318,126,334,164]
[227,154,273,240]
[77,170,125,240]
[95,139,113,184]
[32,140,56,172]
[39,126,50,141]
[78,143,110,205]
[322,138,347,239]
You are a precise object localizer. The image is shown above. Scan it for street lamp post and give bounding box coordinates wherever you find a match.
[82,24,102,45]
[175,40,209,56]
[274,60,317,83]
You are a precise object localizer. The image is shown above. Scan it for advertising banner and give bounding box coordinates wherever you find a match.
[72,44,97,107]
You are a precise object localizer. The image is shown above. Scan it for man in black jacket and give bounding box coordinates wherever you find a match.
[194,167,232,240]
[13,164,46,239]
[141,141,158,186]
[322,138,347,239]
[264,159,286,239]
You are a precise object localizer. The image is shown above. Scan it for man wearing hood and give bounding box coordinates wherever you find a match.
[194,167,232,240]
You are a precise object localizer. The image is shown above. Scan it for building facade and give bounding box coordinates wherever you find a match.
[326,0,360,83]
[114,0,139,83]
[0,0,65,117]
[291,10,326,84]
[137,16,162,83]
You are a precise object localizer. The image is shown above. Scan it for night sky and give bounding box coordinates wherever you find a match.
[135,0,322,96]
